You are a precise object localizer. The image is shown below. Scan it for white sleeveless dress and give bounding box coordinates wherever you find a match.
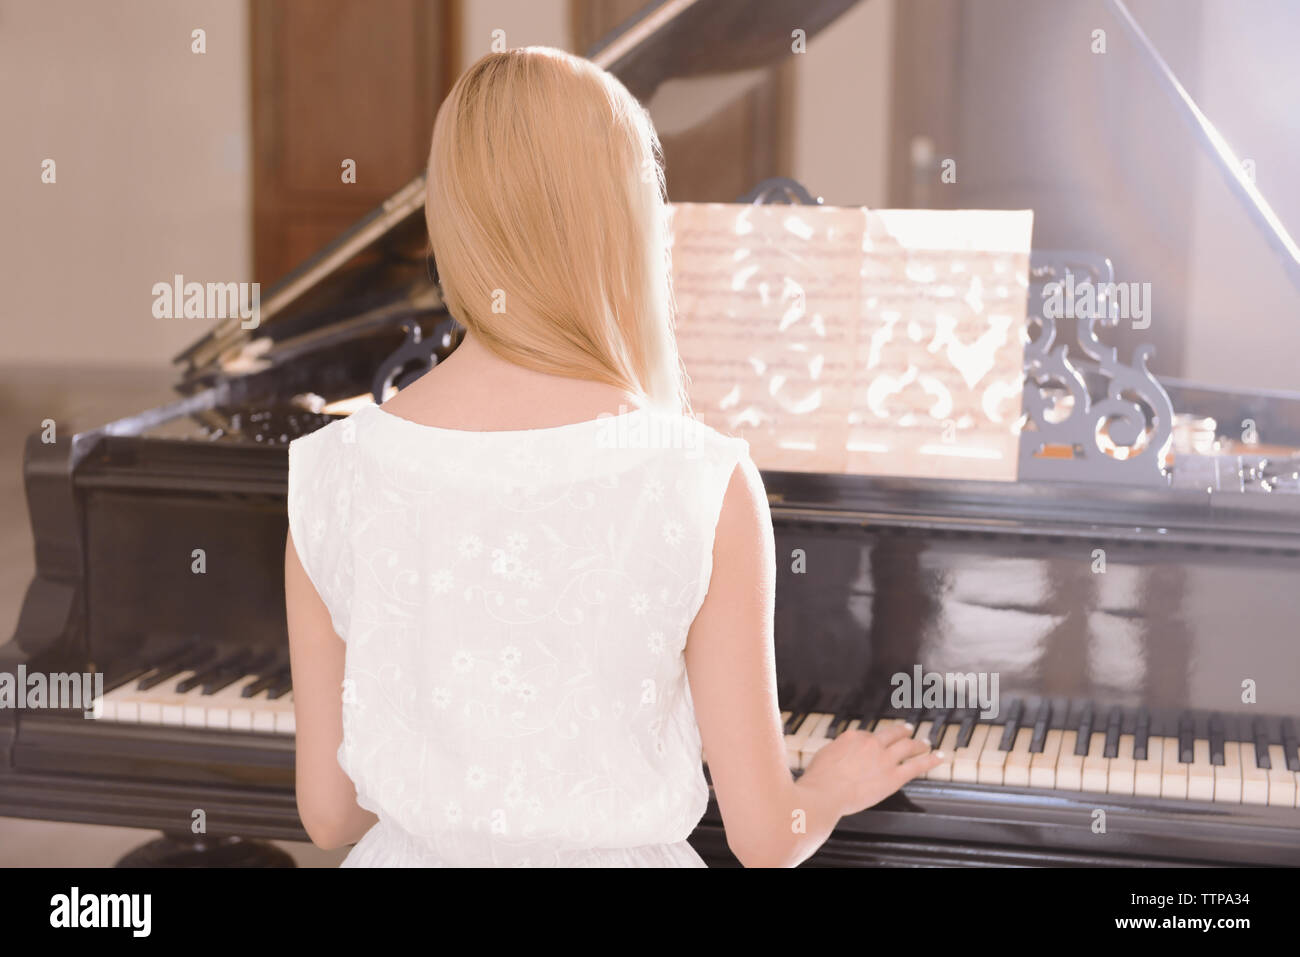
[286,402,750,867]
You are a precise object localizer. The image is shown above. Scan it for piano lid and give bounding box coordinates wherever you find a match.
[173,0,866,388]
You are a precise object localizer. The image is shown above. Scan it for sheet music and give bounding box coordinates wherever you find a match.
[669,203,1033,480]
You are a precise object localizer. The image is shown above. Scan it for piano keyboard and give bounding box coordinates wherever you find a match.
[765,696,1300,809]
[89,654,294,734]
[86,663,1300,811]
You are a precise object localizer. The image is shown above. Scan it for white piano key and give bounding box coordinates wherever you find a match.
[91,673,157,723]
[1107,733,1136,796]
[785,711,831,770]
[204,675,263,729]
[1267,744,1297,807]
[977,725,1010,785]
[159,678,200,727]
[229,686,266,732]
[1159,736,1188,800]
[135,672,197,725]
[794,713,836,769]
[1029,729,1064,790]
[211,676,281,732]
[183,683,211,728]
[1055,731,1083,791]
[1213,741,1243,804]
[1241,744,1269,805]
[252,697,279,732]
[950,724,989,784]
[1134,736,1163,797]
[1003,727,1033,787]
[1081,731,1109,793]
[912,720,934,757]
[925,724,960,781]
[274,693,296,735]
[1187,738,1215,801]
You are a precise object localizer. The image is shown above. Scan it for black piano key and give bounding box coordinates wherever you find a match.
[174,670,211,694]
[1102,706,1122,759]
[135,664,181,692]
[1073,702,1095,756]
[266,670,293,700]
[928,709,952,748]
[856,695,886,734]
[137,646,216,690]
[101,661,151,694]
[241,667,288,699]
[798,687,824,727]
[201,671,247,696]
[1282,718,1300,772]
[825,707,857,740]
[997,699,1024,751]
[1028,700,1051,754]
[798,686,825,733]
[902,708,923,733]
[825,687,866,739]
[826,689,868,739]
[1208,714,1226,766]
[783,686,820,735]
[1133,708,1151,761]
[120,641,201,692]
[780,688,802,735]
[177,649,251,694]
[1253,718,1271,769]
[955,712,977,750]
[202,650,277,695]
[1177,713,1195,764]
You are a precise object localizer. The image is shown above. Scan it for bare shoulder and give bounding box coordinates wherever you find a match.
[715,453,771,552]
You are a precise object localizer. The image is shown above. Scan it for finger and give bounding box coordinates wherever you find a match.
[896,749,946,780]
[885,736,932,763]
[870,724,914,747]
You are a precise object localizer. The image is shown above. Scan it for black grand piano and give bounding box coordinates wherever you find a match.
[4,0,1300,867]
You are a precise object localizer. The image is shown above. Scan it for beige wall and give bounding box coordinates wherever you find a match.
[1183,0,1300,394]
[791,0,894,208]
[0,0,251,368]
[457,0,569,66]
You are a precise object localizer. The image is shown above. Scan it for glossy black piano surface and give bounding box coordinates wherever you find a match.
[4,0,1300,867]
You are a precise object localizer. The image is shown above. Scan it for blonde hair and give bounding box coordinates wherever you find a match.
[425,47,688,413]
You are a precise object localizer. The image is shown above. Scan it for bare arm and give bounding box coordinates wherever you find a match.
[284,530,377,849]
[684,457,947,867]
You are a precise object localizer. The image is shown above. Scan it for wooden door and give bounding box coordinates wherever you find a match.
[251,0,458,285]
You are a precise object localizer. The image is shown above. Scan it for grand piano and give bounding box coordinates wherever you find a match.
[4,0,1300,867]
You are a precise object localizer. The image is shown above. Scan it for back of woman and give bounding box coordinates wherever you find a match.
[290,402,745,865]
[285,45,943,869]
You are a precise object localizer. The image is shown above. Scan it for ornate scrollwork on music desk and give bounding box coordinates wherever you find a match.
[1018,251,1174,486]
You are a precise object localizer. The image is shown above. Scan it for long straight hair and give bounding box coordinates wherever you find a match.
[425,47,688,413]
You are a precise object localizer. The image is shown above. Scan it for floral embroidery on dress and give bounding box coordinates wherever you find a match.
[286,403,749,867]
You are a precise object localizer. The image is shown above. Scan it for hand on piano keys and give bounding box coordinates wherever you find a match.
[751,693,1300,809]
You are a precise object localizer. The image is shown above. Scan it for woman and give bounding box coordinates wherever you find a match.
[285,46,945,867]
